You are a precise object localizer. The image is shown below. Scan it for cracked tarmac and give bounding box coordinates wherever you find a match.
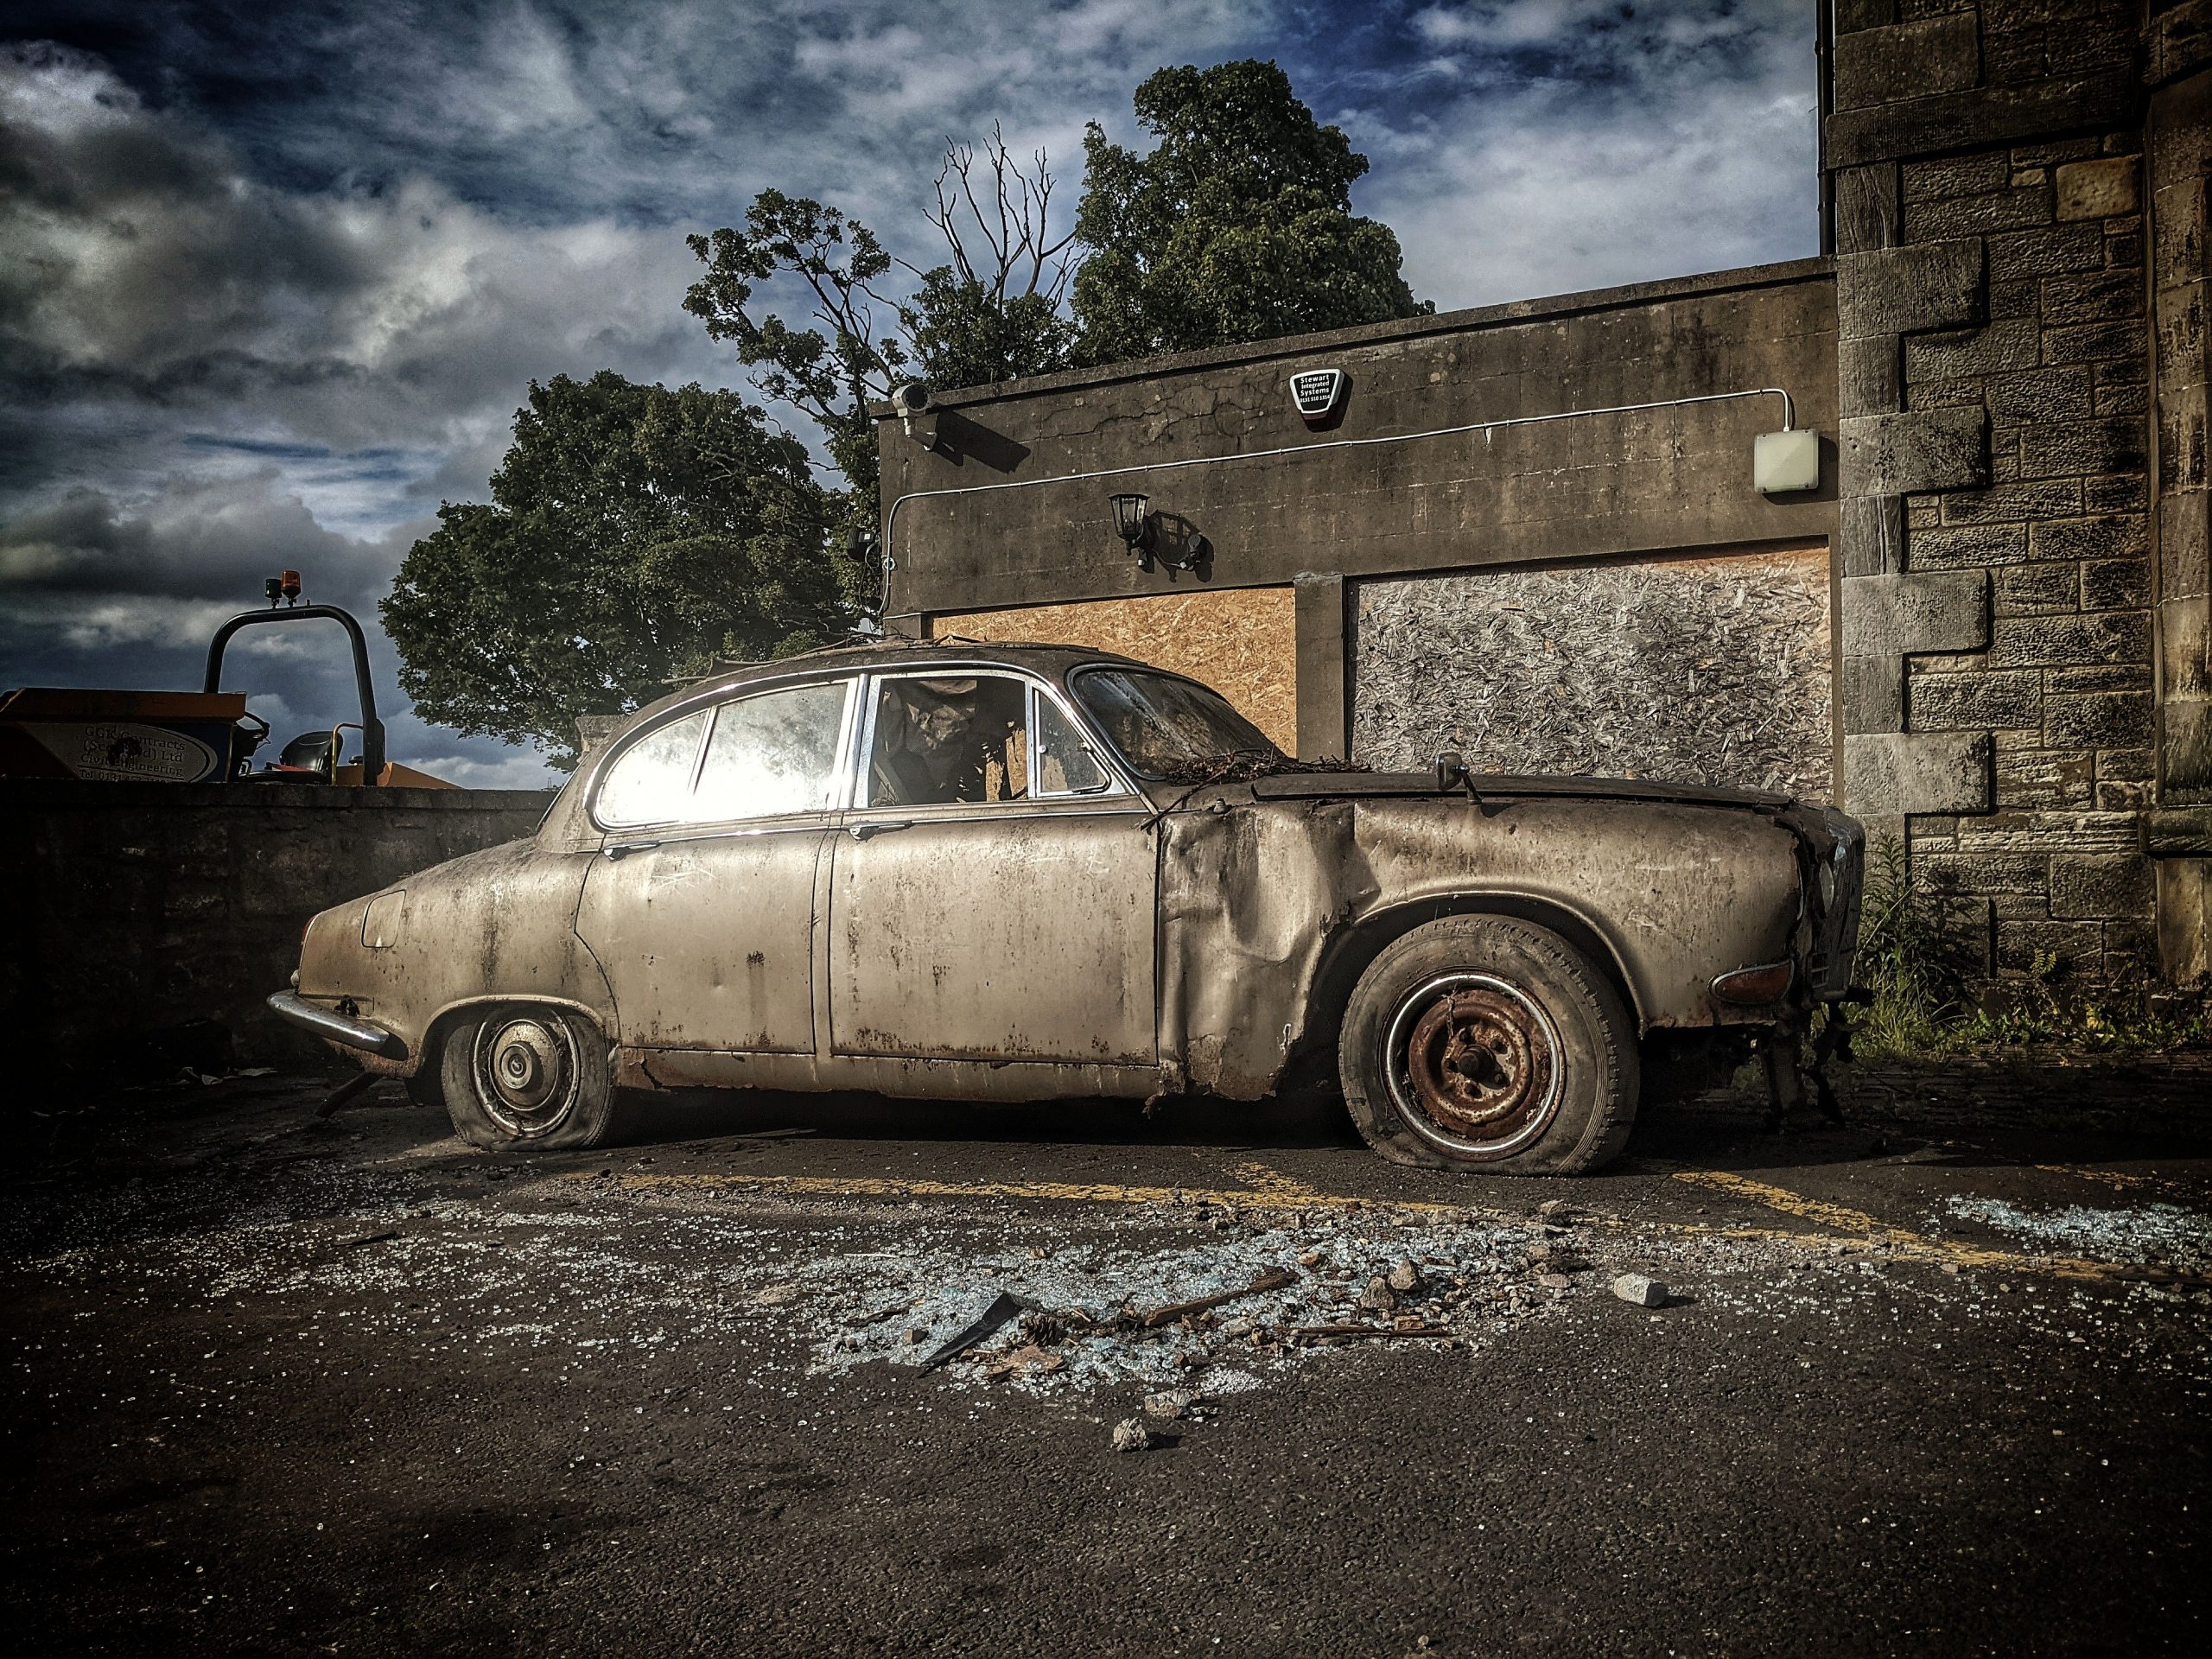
[4,1058,2210,1656]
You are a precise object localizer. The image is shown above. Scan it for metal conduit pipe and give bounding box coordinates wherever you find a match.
[879,385,1801,615]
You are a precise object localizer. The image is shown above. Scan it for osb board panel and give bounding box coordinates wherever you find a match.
[1352,544,1834,799]
[935,588,1298,753]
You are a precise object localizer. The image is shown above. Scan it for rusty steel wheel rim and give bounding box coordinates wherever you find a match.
[1382,973,1564,1159]
[473,1014,580,1139]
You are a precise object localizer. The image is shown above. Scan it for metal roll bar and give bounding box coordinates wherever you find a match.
[203,604,386,784]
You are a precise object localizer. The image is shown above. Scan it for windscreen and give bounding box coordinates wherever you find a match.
[1071,668,1280,779]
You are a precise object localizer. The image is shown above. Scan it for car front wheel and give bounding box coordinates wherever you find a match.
[1338,916,1637,1175]
[439,1005,617,1152]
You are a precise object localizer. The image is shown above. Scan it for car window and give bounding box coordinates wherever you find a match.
[594,710,709,827]
[1071,668,1280,779]
[693,681,849,822]
[1032,691,1110,796]
[866,675,1028,807]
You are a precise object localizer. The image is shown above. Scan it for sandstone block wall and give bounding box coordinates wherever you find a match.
[1827,0,2209,984]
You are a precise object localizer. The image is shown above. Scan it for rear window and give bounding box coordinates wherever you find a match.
[594,680,849,828]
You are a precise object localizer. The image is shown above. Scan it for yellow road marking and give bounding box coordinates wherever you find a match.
[1669,1168,1890,1236]
[2031,1163,2207,1202]
[1230,1160,1328,1201]
[558,1166,2199,1288]
[1664,1166,2180,1285]
[582,1169,1454,1215]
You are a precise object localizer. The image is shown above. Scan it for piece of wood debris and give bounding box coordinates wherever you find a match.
[1141,1267,1297,1329]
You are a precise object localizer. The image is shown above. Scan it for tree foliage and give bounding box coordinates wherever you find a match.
[1071,60,1430,365]
[683,132,1076,550]
[381,372,849,763]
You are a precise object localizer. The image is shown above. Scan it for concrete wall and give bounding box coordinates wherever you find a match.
[881,262,1839,618]
[1827,0,2210,985]
[0,782,554,1082]
[875,0,2210,989]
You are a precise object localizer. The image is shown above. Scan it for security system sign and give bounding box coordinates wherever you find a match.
[1289,368,1345,423]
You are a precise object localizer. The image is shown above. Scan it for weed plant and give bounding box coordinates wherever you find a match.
[1851,835,2206,1057]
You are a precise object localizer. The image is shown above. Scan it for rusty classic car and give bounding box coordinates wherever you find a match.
[270,640,1864,1174]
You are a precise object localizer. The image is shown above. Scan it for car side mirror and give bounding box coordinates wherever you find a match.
[1434,749,1482,804]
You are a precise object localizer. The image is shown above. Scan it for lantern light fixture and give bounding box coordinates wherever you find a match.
[1109,493,1151,549]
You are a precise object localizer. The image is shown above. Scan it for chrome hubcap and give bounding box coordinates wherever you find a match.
[474,1014,577,1136]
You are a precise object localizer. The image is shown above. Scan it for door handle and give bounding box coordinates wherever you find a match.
[848,821,912,841]
[601,840,662,860]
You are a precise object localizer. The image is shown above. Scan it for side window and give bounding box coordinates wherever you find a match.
[1032,692,1111,796]
[594,711,709,827]
[692,681,849,822]
[866,676,1028,807]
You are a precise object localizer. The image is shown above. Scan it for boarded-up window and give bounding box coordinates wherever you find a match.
[932,588,1298,754]
[1351,545,1834,799]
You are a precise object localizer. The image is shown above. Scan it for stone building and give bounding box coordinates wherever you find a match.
[874,0,2210,988]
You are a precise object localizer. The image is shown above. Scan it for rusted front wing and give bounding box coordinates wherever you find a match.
[1155,791,1825,1099]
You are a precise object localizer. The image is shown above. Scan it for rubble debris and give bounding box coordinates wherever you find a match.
[1288,1325,1457,1342]
[753,1283,804,1307]
[1386,1261,1421,1294]
[1141,1266,1296,1329]
[1611,1274,1668,1308]
[1536,1271,1575,1290]
[1111,1418,1155,1452]
[983,1344,1066,1382]
[1538,1198,1576,1221]
[1357,1276,1397,1314]
[911,1290,1028,1374]
[1144,1389,1200,1420]
[900,1326,928,1346]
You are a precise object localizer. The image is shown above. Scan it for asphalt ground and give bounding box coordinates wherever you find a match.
[4,1058,2210,1656]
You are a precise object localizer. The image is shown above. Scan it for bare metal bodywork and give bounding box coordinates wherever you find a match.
[286,642,1863,1107]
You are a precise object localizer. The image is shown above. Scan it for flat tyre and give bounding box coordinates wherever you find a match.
[439,1006,616,1152]
[1338,916,1637,1175]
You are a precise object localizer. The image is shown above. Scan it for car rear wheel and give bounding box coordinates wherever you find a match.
[1338,916,1637,1175]
[439,1006,616,1152]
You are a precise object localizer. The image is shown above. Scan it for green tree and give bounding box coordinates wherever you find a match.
[683,131,1076,551]
[381,372,849,763]
[1071,60,1430,365]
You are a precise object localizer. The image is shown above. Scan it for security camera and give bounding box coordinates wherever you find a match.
[891,381,938,448]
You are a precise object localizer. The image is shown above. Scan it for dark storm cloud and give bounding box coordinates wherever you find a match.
[0,41,707,450]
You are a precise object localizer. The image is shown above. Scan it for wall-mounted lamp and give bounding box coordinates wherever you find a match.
[1108,493,1210,575]
[1109,492,1151,550]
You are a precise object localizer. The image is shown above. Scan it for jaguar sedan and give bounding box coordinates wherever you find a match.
[271,640,1863,1174]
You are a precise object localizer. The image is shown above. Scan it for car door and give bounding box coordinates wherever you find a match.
[575,675,855,1053]
[827,670,1158,1065]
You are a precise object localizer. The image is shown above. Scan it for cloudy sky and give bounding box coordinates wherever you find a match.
[0,0,1818,785]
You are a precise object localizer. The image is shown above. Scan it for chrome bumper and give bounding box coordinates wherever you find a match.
[266,991,404,1058]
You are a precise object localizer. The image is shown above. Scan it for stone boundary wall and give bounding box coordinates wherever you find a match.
[0,782,556,1082]
[1828,0,2210,985]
